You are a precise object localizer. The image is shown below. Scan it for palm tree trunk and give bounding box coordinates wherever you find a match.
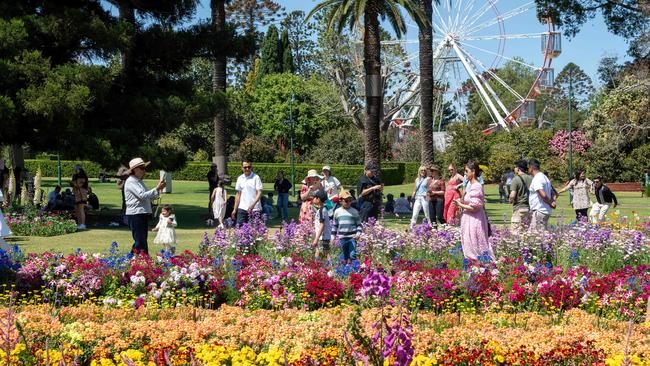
[419,0,434,166]
[212,0,228,177]
[364,2,382,169]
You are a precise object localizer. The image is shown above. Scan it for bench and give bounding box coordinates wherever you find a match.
[607,182,643,192]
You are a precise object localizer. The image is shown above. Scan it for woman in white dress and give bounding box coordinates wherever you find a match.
[0,189,11,250]
[152,204,177,254]
[211,180,227,228]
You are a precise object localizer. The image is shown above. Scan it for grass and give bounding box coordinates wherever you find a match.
[7,177,650,254]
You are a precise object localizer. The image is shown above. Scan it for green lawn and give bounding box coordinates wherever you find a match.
[7,177,649,254]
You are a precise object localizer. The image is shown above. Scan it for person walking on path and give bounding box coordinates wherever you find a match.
[321,166,342,201]
[453,161,493,261]
[590,176,618,223]
[357,163,383,223]
[332,190,362,264]
[509,159,533,233]
[299,170,323,224]
[207,164,219,219]
[528,159,556,231]
[557,169,593,222]
[231,161,263,225]
[428,166,446,227]
[274,171,292,221]
[444,164,464,225]
[124,158,166,255]
[72,166,89,230]
[410,166,431,228]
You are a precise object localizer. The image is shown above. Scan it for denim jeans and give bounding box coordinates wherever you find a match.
[339,237,357,261]
[126,214,149,255]
[359,201,380,223]
[236,208,250,225]
[277,192,289,220]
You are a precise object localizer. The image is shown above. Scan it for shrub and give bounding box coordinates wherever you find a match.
[24,160,102,178]
[306,127,364,165]
[620,143,650,182]
[193,149,210,162]
[584,141,624,183]
[488,143,519,182]
[237,135,278,163]
[445,124,490,168]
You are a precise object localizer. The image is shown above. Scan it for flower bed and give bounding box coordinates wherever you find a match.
[1,305,648,365]
[4,207,77,237]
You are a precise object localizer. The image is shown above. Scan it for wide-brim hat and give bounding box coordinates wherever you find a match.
[128,157,150,172]
[429,165,440,172]
[306,169,323,180]
[339,190,352,200]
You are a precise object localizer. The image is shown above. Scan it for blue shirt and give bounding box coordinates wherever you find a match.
[415,177,430,197]
[124,175,159,215]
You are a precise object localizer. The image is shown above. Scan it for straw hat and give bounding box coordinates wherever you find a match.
[306,169,323,180]
[128,157,150,172]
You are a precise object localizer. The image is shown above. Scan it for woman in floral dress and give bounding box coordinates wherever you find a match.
[557,169,593,221]
[444,164,464,225]
[453,161,493,261]
[298,170,323,224]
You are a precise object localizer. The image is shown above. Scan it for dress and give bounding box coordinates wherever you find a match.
[460,183,493,261]
[298,183,314,224]
[212,187,227,226]
[567,179,592,210]
[444,175,463,225]
[153,214,177,245]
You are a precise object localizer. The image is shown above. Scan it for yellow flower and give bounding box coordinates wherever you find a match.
[411,354,438,366]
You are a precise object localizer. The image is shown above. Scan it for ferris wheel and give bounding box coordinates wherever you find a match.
[353,0,562,133]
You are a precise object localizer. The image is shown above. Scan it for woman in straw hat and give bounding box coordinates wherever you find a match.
[299,169,323,224]
[124,158,166,255]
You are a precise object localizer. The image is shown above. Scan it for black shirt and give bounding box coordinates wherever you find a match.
[274,178,292,194]
[594,185,618,205]
[358,174,382,205]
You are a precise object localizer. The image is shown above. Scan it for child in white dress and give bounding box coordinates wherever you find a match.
[211,181,227,228]
[152,204,177,254]
[0,189,11,250]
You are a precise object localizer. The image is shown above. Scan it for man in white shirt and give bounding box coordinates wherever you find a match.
[527,158,556,231]
[232,160,263,225]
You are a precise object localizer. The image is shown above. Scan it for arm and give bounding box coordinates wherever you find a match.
[610,189,618,207]
[125,178,161,203]
[300,185,311,201]
[171,215,177,227]
[313,215,325,246]
[231,191,241,218]
[210,188,216,204]
[537,188,557,208]
[557,180,573,194]
[249,189,263,211]
[331,213,339,238]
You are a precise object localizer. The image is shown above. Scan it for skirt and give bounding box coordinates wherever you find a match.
[154,227,176,245]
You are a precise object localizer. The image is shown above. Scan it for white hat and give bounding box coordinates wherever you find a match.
[128,157,150,172]
[306,169,323,179]
[322,165,331,172]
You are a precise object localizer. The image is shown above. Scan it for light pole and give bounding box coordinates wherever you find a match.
[287,93,296,197]
[569,68,573,179]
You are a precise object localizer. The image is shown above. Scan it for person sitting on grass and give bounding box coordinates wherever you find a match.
[393,193,412,217]
[311,190,331,262]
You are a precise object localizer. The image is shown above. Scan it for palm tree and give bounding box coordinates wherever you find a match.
[308,0,426,168]
[418,0,435,166]
[212,0,228,176]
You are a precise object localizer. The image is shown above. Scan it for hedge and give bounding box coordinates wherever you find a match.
[24,160,103,180]
[24,160,426,186]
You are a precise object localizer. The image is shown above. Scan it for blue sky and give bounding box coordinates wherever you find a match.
[188,0,631,84]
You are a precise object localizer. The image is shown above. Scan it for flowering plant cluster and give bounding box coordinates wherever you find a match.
[4,208,77,237]
[548,129,593,158]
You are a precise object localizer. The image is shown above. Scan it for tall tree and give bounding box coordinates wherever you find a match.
[212,0,229,176]
[418,0,434,166]
[308,0,426,168]
[553,62,594,110]
[257,25,282,83]
[281,28,294,73]
[281,11,318,76]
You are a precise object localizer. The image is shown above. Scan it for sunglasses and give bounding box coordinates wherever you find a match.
[343,198,353,202]
[242,166,251,170]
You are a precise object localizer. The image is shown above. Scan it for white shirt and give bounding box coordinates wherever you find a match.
[321,176,341,199]
[529,172,552,215]
[124,175,160,215]
[235,172,263,211]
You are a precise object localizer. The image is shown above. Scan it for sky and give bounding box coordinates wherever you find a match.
[188,0,632,85]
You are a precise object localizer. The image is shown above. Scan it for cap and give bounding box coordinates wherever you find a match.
[322,165,331,172]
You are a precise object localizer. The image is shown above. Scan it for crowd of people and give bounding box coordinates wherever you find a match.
[1,155,630,261]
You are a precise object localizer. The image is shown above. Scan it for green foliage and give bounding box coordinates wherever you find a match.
[280,28,294,73]
[257,25,282,83]
[488,143,519,181]
[193,149,210,162]
[246,73,345,152]
[553,62,594,111]
[236,135,279,163]
[24,160,102,179]
[621,144,650,182]
[488,126,554,162]
[307,127,364,165]
[143,134,189,172]
[583,141,625,183]
[444,124,490,168]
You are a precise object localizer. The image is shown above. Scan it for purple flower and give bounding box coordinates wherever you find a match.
[361,270,391,298]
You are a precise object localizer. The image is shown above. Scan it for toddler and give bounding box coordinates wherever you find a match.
[312,190,331,261]
[211,180,228,228]
[153,204,177,254]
